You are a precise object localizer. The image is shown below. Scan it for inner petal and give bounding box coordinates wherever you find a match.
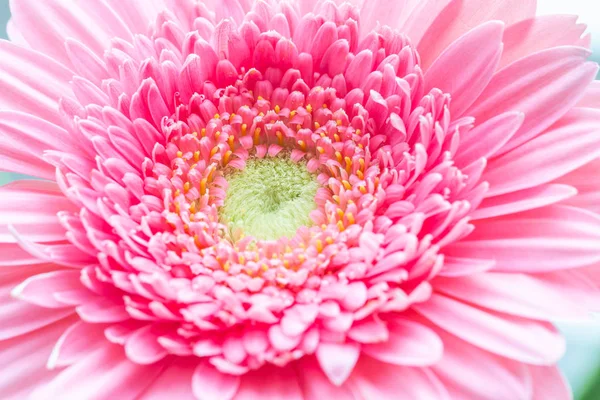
[220,157,319,240]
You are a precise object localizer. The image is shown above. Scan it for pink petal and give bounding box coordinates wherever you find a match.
[125,324,168,365]
[0,317,76,399]
[438,256,495,277]
[316,342,361,386]
[434,272,590,320]
[11,270,84,308]
[138,359,197,400]
[468,47,598,155]
[30,343,166,400]
[424,21,504,117]
[350,357,450,400]
[501,15,588,69]
[415,293,565,364]
[10,0,132,66]
[192,362,240,400]
[530,366,572,400]
[448,205,600,273]
[455,111,523,168]
[296,357,356,400]
[235,364,303,400]
[555,157,600,214]
[432,330,532,400]
[363,317,443,366]
[0,40,73,126]
[472,184,577,220]
[417,0,536,70]
[48,321,106,369]
[484,108,600,196]
[577,80,600,109]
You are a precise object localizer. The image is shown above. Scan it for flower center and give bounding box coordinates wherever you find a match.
[220,157,319,240]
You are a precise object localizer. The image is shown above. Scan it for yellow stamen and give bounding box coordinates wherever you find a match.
[200,178,207,195]
[176,151,183,158]
[306,104,313,113]
[210,146,219,157]
[342,180,352,191]
[337,221,345,231]
[194,151,200,162]
[316,239,323,253]
[183,182,191,193]
[274,105,281,113]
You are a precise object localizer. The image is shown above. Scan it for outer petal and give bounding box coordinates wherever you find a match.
[415,293,565,365]
[424,21,504,117]
[30,343,166,400]
[235,364,303,400]
[500,15,588,69]
[446,206,600,273]
[296,357,357,400]
[0,41,73,126]
[530,366,572,400]
[432,330,532,400]
[483,108,600,197]
[9,0,133,66]
[138,359,197,400]
[555,157,600,213]
[468,47,598,156]
[192,361,240,400]
[0,318,76,400]
[417,0,536,69]
[349,357,450,400]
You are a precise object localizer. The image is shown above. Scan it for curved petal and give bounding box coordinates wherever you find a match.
[483,108,600,197]
[424,21,504,117]
[530,366,572,400]
[468,47,598,156]
[447,206,600,273]
[296,357,357,400]
[554,157,600,214]
[235,364,303,400]
[432,330,532,400]
[417,0,536,70]
[316,342,361,386]
[138,358,197,400]
[349,357,450,400]
[500,15,588,69]
[30,343,166,400]
[415,293,565,365]
[362,317,443,366]
[192,361,240,400]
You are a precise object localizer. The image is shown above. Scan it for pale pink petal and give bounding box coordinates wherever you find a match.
[359,0,408,34]
[193,362,240,400]
[432,330,532,400]
[424,21,504,117]
[530,366,572,400]
[472,184,577,220]
[483,108,600,197]
[0,318,76,399]
[350,357,450,400]
[125,324,168,365]
[500,15,588,69]
[11,270,84,308]
[438,256,495,277]
[417,0,536,69]
[577,80,600,108]
[138,359,197,400]
[555,157,600,213]
[9,0,133,66]
[398,0,452,46]
[447,206,600,273]
[434,272,590,320]
[0,181,74,243]
[235,364,303,400]
[0,40,73,125]
[415,293,565,364]
[47,321,106,369]
[362,317,443,366]
[30,343,166,400]
[316,342,361,386]
[468,47,598,155]
[296,357,356,400]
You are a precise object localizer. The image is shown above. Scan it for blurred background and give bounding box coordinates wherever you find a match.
[0,0,599,398]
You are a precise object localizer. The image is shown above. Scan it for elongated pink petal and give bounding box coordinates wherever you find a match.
[468,47,598,155]
[447,206,600,273]
[500,15,588,69]
[530,366,572,400]
[484,108,600,197]
[192,361,240,400]
[472,184,577,220]
[434,272,590,320]
[30,344,166,400]
[296,357,356,400]
[350,357,450,400]
[363,317,443,366]
[11,270,84,308]
[555,157,600,213]
[432,330,532,400]
[316,342,361,386]
[138,359,197,400]
[418,0,536,70]
[48,321,106,369]
[0,318,76,399]
[235,364,303,400]
[424,21,504,117]
[415,294,565,364]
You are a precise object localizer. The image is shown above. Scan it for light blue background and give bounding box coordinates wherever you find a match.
[0,2,599,398]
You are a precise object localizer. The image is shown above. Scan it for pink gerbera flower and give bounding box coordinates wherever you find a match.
[2,0,600,398]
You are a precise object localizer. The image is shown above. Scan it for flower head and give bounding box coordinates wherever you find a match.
[1,0,600,398]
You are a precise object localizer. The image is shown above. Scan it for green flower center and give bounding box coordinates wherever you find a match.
[220,158,319,241]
